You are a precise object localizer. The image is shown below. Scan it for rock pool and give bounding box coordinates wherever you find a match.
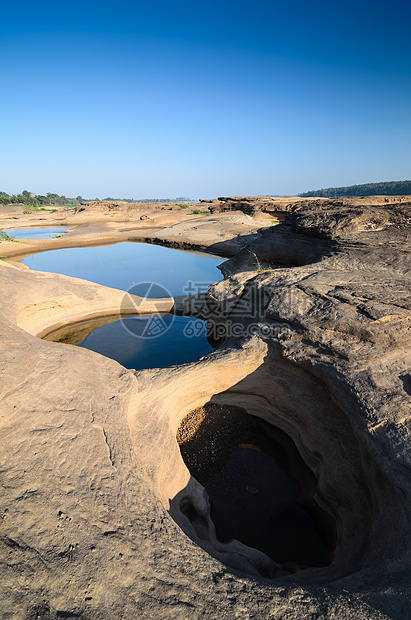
[21,241,223,369]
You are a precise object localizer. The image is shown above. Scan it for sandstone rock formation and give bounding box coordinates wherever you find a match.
[1,197,410,618]
[140,212,273,256]
[201,194,411,223]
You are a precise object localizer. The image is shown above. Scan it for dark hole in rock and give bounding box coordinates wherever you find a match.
[400,374,411,396]
[180,499,211,542]
[177,403,335,571]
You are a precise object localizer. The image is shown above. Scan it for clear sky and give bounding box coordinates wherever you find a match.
[1,0,410,199]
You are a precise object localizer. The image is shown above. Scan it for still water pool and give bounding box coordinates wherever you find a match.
[21,242,222,294]
[22,242,223,369]
[8,227,69,239]
[75,314,213,370]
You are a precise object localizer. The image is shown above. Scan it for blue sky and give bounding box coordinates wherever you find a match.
[1,0,410,199]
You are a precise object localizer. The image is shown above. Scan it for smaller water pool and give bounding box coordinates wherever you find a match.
[7,227,69,239]
[81,315,212,370]
[48,314,213,370]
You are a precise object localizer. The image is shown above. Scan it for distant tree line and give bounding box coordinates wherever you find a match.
[101,196,194,203]
[0,190,78,207]
[0,191,196,206]
[298,180,411,198]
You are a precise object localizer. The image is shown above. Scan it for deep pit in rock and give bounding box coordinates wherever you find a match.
[177,403,335,573]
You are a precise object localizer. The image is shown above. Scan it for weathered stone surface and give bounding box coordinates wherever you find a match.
[203,200,411,613]
[201,194,411,223]
[200,195,306,219]
[1,197,410,618]
[142,212,273,256]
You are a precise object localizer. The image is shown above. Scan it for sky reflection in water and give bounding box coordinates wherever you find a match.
[22,242,223,369]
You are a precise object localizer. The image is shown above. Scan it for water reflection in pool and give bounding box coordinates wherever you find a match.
[21,241,222,295]
[24,242,223,369]
[75,315,212,370]
[8,227,70,239]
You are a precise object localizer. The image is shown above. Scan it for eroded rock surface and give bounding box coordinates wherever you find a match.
[143,212,273,256]
[1,197,410,618]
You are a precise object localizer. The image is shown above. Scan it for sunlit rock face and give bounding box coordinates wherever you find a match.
[0,197,410,619]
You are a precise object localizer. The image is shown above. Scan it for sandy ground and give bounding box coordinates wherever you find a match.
[0,203,274,260]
